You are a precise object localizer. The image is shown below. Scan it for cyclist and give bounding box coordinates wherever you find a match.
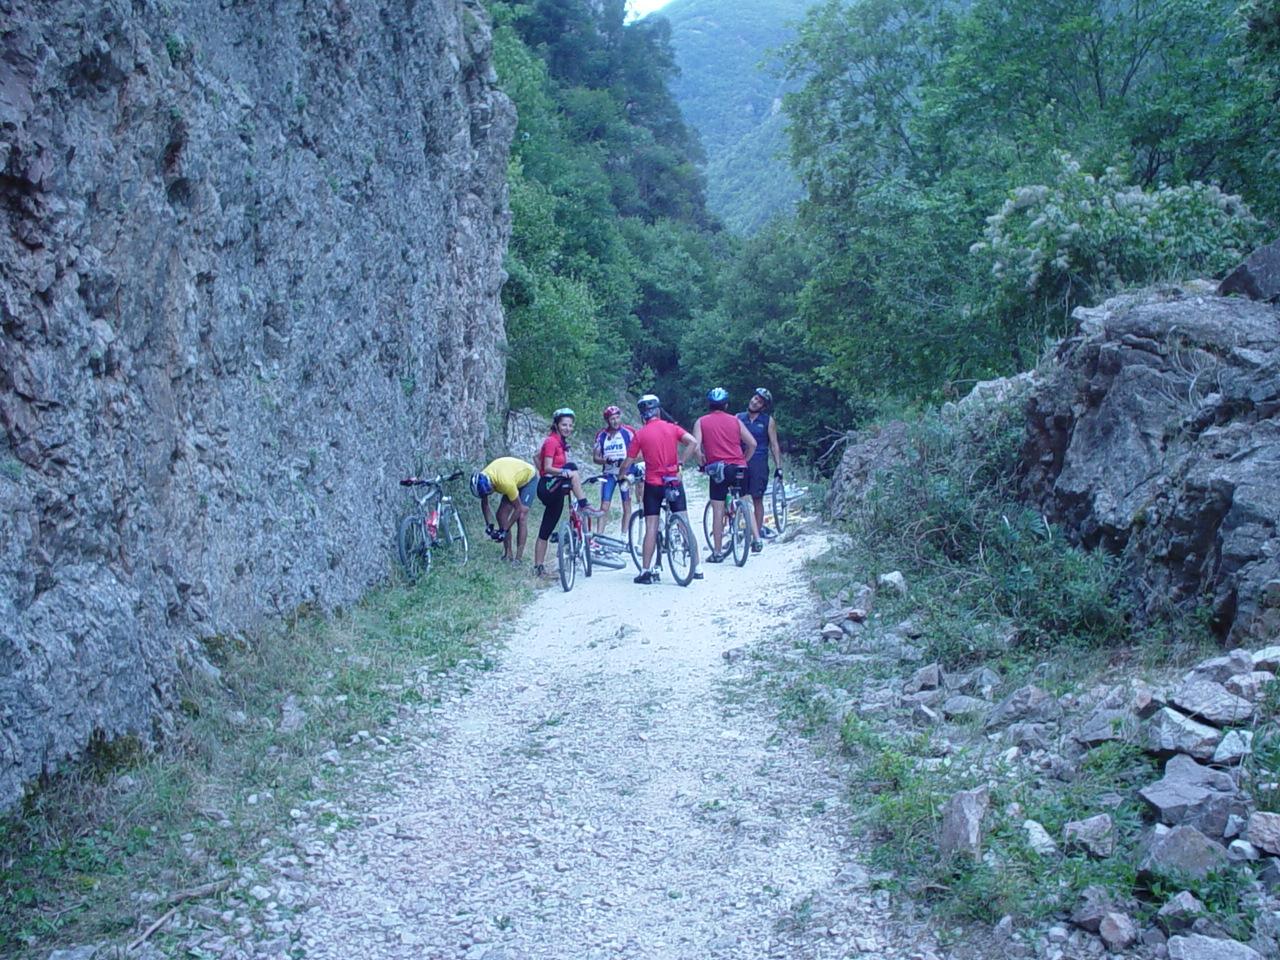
[738,387,784,541]
[694,388,759,560]
[620,394,702,585]
[470,457,537,563]
[592,405,638,536]
[532,408,602,578]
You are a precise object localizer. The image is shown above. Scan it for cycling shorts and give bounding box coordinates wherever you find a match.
[744,460,769,498]
[708,464,745,503]
[642,482,686,518]
[599,473,631,503]
[516,477,537,506]
[537,476,571,541]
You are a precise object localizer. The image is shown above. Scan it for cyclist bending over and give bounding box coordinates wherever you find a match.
[620,394,701,585]
[693,387,759,561]
[470,457,537,562]
[533,408,602,578]
[592,405,638,536]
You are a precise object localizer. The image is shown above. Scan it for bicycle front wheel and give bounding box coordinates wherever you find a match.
[665,513,696,587]
[772,480,788,535]
[702,500,714,550]
[441,505,469,566]
[731,501,749,567]
[627,510,645,571]
[557,522,577,592]
[580,521,593,579]
[397,514,431,582]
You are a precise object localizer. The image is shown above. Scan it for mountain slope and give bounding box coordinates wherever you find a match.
[653,0,816,231]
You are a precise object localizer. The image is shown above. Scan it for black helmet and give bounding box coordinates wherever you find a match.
[637,394,661,421]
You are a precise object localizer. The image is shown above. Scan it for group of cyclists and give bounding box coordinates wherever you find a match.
[468,387,783,585]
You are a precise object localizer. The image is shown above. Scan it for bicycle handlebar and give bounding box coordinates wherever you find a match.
[399,471,464,487]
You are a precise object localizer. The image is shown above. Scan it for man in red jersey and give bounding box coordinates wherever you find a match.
[620,394,701,585]
[693,387,759,561]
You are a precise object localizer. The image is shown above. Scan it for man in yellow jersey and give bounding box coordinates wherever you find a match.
[470,457,537,562]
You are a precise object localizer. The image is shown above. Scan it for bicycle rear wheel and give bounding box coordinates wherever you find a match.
[730,501,749,567]
[702,500,714,550]
[397,514,431,581]
[628,510,645,571]
[771,480,788,535]
[665,513,696,587]
[580,520,593,579]
[557,522,577,592]
[440,504,469,566]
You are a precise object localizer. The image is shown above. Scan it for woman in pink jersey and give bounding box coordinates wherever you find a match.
[693,387,759,560]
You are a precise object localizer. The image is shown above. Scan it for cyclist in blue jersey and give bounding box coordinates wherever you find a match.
[738,387,784,540]
[592,405,638,536]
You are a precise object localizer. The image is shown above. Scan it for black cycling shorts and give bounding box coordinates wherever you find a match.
[642,482,687,517]
[537,476,571,540]
[744,460,769,498]
[708,464,745,502]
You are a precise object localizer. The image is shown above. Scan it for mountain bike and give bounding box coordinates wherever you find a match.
[396,471,467,580]
[700,463,750,567]
[627,477,696,586]
[557,476,629,592]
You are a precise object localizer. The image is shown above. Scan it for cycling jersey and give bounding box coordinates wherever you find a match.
[483,457,537,502]
[697,411,748,467]
[737,411,771,464]
[627,419,688,487]
[538,433,568,477]
[594,425,637,473]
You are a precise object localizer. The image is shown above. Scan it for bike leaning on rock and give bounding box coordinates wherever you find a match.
[396,471,468,580]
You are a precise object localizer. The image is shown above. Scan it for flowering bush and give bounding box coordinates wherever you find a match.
[971,154,1265,311]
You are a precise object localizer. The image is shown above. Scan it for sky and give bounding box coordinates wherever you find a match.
[627,0,672,19]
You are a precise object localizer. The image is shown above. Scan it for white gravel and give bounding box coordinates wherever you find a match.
[288,523,919,959]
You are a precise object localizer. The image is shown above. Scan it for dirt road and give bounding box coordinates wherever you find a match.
[291,517,913,959]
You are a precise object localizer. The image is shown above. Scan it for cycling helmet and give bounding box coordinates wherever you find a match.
[469,471,493,498]
[752,386,773,408]
[637,394,661,421]
[707,387,729,410]
[551,407,575,425]
[602,405,622,422]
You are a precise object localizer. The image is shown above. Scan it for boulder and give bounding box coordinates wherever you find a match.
[1071,885,1114,933]
[1227,839,1260,861]
[1246,811,1280,855]
[1169,680,1255,726]
[1099,912,1138,951]
[985,684,1062,730]
[1157,891,1205,933]
[821,622,844,640]
[877,571,908,595]
[1218,237,1280,302]
[1004,722,1052,750]
[941,695,991,720]
[1139,755,1245,837]
[1138,826,1230,882]
[1211,730,1253,765]
[1183,649,1255,684]
[904,663,945,694]
[1023,819,1059,857]
[1167,933,1264,960]
[939,787,990,859]
[1252,645,1280,672]
[1064,814,1115,858]
[1145,707,1222,760]
[1224,671,1275,702]
[1074,708,1139,747]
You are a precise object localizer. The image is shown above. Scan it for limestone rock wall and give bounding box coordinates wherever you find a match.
[0,0,514,809]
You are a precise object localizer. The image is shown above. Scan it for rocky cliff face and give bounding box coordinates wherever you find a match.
[0,0,514,809]
[1021,281,1280,644]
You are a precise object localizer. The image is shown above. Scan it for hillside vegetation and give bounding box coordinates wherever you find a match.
[655,0,813,231]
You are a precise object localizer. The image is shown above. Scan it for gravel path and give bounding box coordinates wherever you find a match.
[292,522,918,959]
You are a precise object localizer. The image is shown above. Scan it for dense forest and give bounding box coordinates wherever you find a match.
[491,0,1279,462]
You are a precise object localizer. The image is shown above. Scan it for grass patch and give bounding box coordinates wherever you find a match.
[0,556,529,956]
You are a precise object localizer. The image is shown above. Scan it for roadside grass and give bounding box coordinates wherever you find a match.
[0,555,528,957]
[775,404,1264,939]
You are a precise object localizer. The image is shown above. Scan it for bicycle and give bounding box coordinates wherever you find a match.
[556,476,629,592]
[626,476,697,587]
[700,463,750,567]
[396,471,468,580]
